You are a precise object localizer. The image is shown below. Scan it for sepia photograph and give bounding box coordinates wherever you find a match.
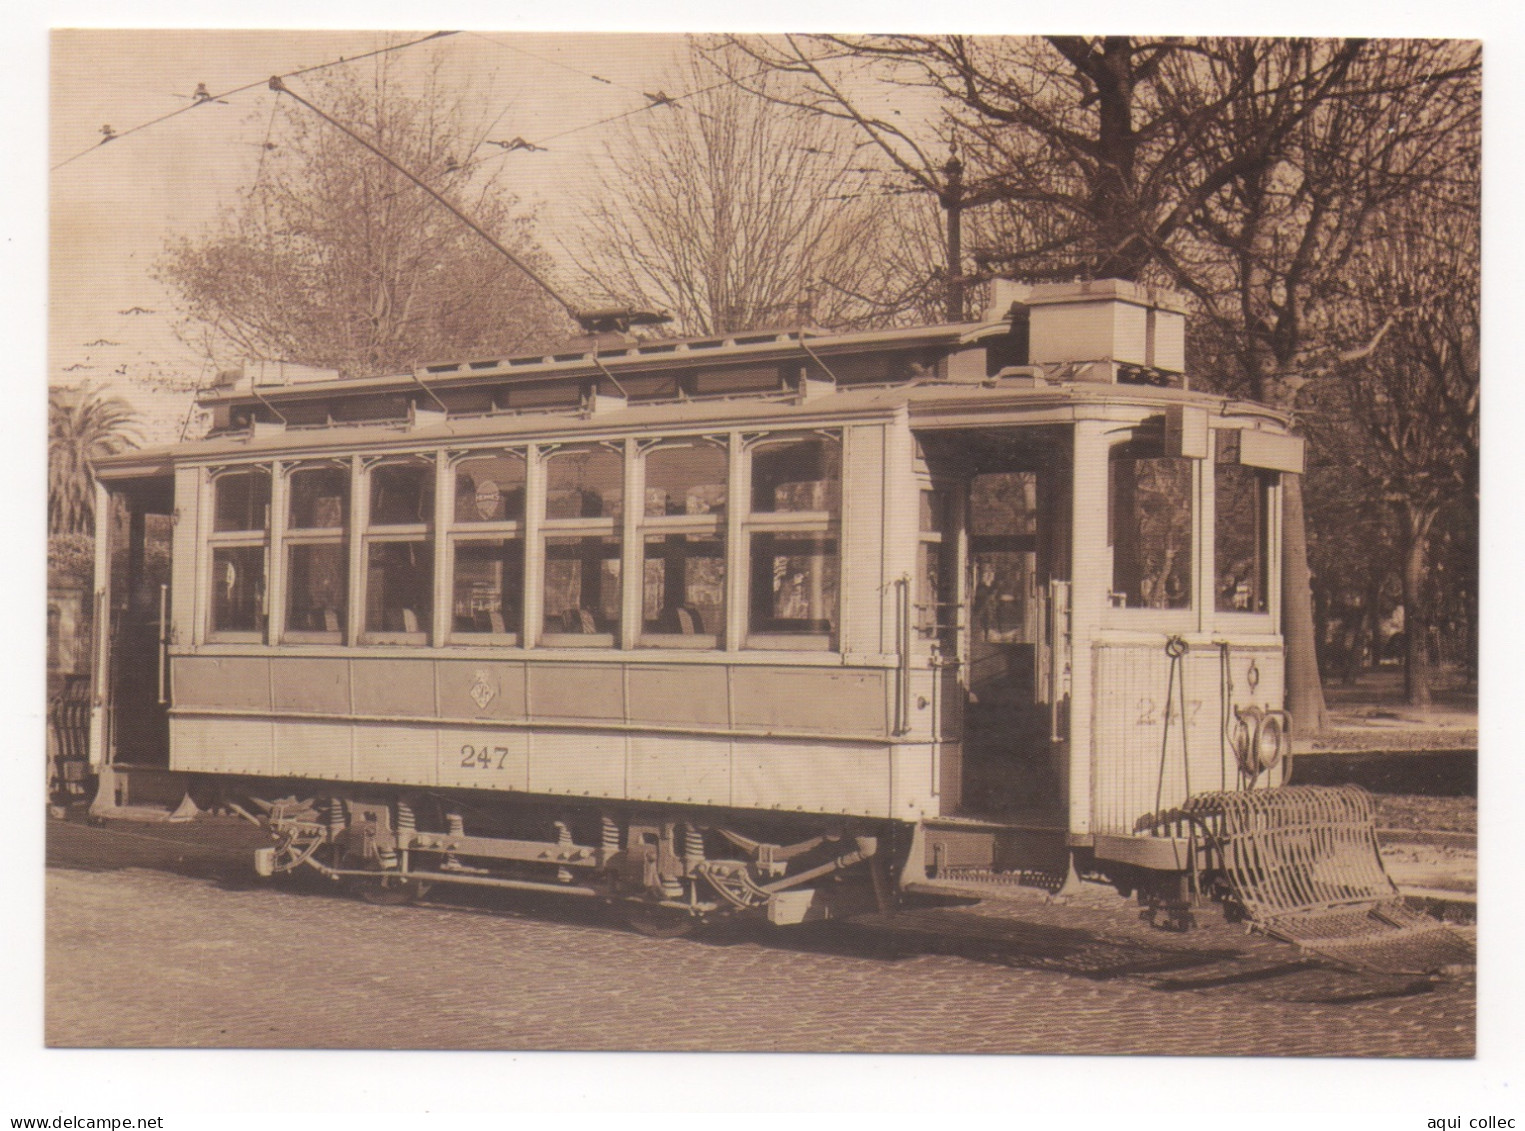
[24,8,1508,1120]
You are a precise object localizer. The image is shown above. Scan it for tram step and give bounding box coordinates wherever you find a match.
[88,794,201,824]
[906,868,1066,904]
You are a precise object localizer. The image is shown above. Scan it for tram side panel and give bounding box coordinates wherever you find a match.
[166,652,943,821]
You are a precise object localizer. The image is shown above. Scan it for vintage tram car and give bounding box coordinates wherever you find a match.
[87,279,1312,933]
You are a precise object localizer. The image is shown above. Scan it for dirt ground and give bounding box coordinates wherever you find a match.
[1308,668,1478,885]
[1310,667,1477,753]
[1374,794,1475,834]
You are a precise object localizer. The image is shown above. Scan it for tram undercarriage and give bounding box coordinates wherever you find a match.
[157,769,1472,976]
[213,778,896,935]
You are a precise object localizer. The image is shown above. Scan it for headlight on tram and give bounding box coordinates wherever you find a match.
[1231,706,1292,776]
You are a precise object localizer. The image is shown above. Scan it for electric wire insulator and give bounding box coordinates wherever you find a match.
[395,799,416,848]
[327,797,346,836]
[446,812,465,837]
[601,815,620,856]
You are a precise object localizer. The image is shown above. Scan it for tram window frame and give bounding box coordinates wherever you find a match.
[206,466,271,642]
[917,482,960,647]
[639,438,728,649]
[282,463,349,644]
[743,432,841,651]
[1214,452,1274,617]
[361,457,435,645]
[1106,438,1195,614]
[968,470,1042,646]
[448,450,528,644]
[540,443,624,648]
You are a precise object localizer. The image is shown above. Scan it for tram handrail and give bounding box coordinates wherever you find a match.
[157,583,169,706]
[895,575,912,736]
[91,589,106,708]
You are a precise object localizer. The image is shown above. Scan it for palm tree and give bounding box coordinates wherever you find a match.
[48,385,140,535]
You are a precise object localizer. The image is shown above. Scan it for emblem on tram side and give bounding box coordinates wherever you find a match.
[469,668,496,709]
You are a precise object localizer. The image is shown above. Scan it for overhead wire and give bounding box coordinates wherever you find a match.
[466,31,631,94]
[268,74,581,323]
[55,34,911,330]
[455,61,777,179]
[50,30,460,173]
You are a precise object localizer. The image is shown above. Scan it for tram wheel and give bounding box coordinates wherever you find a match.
[621,901,698,939]
[350,873,431,906]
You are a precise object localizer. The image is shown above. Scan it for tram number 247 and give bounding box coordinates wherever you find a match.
[461,743,512,770]
[1134,698,1203,728]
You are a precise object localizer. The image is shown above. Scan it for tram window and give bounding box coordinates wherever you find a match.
[541,445,624,647]
[642,535,725,647]
[364,541,432,638]
[451,540,524,639]
[213,468,270,532]
[362,460,434,642]
[644,443,727,517]
[748,534,838,643]
[745,434,840,648]
[968,472,1039,644]
[542,535,621,645]
[208,468,271,639]
[640,440,728,648]
[370,462,434,526]
[1216,460,1271,613]
[918,486,958,642]
[286,543,347,635]
[545,446,623,519]
[455,453,526,523]
[211,545,266,634]
[285,466,349,641]
[1109,444,1192,610]
[751,437,840,514]
[288,466,347,529]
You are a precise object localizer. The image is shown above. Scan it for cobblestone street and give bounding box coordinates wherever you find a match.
[45,816,1474,1056]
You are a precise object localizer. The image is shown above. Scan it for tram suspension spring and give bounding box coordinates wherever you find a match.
[555,820,574,883]
[683,823,705,866]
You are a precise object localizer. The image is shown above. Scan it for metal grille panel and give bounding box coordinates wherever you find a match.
[1183,786,1474,974]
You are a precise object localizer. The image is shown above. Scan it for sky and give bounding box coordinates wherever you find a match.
[16,3,1525,1124]
[48,28,700,424]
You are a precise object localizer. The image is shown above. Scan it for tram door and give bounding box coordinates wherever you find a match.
[96,477,175,768]
[943,438,1071,820]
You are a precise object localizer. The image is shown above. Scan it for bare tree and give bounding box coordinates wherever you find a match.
[570,47,936,336]
[711,35,1480,730]
[157,53,571,379]
[1180,41,1478,722]
[1313,199,1479,706]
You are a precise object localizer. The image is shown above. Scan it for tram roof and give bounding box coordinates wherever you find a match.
[95,369,1291,478]
[195,320,1010,410]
